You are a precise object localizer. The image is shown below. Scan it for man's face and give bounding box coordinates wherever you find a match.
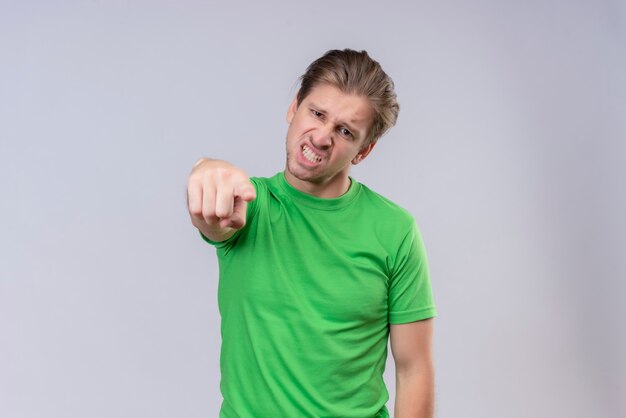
[284,83,376,197]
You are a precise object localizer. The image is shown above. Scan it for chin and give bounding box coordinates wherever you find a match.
[287,163,322,184]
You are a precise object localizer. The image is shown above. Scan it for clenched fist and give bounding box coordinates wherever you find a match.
[187,158,256,242]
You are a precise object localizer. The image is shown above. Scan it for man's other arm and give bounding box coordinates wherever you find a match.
[390,318,435,418]
[186,158,256,242]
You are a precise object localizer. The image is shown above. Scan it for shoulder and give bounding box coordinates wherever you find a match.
[248,175,274,204]
[356,181,416,226]
[247,173,286,214]
[249,173,282,194]
[249,175,269,191]
[354,182,429,273]
[353,181,424,253]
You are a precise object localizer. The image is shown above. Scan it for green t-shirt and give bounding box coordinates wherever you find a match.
[201,172,437,418]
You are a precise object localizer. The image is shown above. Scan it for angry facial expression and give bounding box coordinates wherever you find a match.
[284,83,376,198]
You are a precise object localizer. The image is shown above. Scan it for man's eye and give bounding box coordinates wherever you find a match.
[311,110,323,118]
[339,127,353,138]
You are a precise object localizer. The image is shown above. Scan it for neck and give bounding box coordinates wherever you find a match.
[283,171,351,198]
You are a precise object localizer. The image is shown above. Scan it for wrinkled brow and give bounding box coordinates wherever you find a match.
[308,101,365,139]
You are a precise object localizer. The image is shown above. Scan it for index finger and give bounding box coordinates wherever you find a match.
[234,182,256,202]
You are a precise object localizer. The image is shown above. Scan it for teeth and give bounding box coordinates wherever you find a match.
[302,145,322,163]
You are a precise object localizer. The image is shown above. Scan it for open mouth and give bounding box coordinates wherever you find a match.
[302,144,323,163]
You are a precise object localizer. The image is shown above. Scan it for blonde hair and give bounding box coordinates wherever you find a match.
[297,49,400,146]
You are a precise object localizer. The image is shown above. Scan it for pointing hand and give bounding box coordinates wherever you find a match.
[187,159,256,239]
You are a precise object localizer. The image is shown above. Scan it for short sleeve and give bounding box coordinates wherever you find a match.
[198,177,262,250]
[388,222,437,324]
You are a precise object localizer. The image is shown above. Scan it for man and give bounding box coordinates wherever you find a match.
[187,49,437,418]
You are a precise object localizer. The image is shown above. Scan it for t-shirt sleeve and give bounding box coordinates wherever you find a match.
[198,177,261,249]
[388,222,437,324]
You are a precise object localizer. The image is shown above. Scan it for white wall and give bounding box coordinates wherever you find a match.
[1,1,624,417]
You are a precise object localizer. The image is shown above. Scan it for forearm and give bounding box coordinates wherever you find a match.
[394,365,435,418]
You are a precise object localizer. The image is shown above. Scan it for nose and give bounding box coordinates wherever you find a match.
[311,124,333,149]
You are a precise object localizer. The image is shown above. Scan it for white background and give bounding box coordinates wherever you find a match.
[1,1,624,417]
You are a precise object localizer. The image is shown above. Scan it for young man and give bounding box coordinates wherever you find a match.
[187,49,437,418]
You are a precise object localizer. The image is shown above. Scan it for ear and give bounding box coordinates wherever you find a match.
[286,97,298,124]
[352,141,376,165]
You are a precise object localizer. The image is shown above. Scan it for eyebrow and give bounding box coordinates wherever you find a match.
[309,102,364,139]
